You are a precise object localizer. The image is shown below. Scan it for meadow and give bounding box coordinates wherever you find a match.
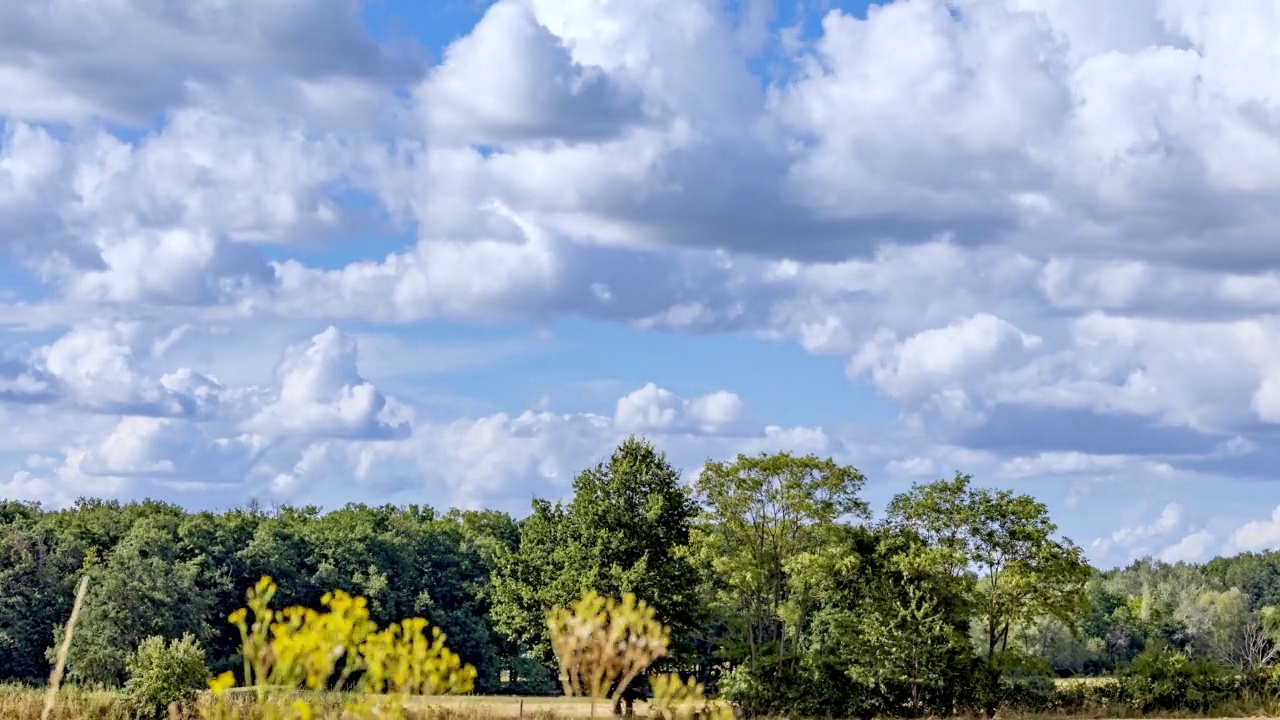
[0,687,648,720]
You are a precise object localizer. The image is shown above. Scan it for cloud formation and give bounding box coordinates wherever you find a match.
[3,0,1280,567]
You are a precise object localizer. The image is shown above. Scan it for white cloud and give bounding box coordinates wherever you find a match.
[2,372,832,515]
[1231,505,1280,553]
[772,0,1071,226]
[0,0,420,124]
[246,327,410,440]
[41,324,193,416]
[613,382,760,436]
[7,0,1280,565]
[417,1,646,145]
[847,313,1042,425]
[80,416,264,479]
[1112,502,1185,546]
[1159,530,1217,564]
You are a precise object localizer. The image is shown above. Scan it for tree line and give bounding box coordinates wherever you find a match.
[4,436,1280,716]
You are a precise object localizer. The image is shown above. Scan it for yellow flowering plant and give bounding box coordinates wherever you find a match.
[546,591,668,715]
[647,673,733,720]
[546,591,733,720]
[202,576,476,720]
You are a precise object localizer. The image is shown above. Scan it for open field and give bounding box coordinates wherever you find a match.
[1,685,655,720]
[407,695,656,717]
[6,684,1278,720]
[1053,677,1120,688]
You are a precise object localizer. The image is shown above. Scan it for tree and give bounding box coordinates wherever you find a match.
[1203,551,1280,610]
[0,505,81,681]
[692,451,869,671]
[492,437,701,669]
[886,472,1091,663]
[52,515,217,686]
[492,499,574,661]
[1189,588,1280,671]
[801,527,975,718]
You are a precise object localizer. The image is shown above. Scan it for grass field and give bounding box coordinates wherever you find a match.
[0,684,655,720]
[407,695,655,717]
[5,682,1274,720]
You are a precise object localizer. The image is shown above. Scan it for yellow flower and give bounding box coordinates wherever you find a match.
[208,670,236,695]
[200,575,478,720]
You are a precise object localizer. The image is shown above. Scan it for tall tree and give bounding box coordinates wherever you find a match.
[801,527,975,718]
[492,437,701,664]
[692,451,869,671]
[0,503,82,681]
[53,515,217,685]
[886,472,1091,662]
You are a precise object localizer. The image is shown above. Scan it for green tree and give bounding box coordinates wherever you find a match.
[886,472,1091,662]
[1203,551,1280,610]
[52,515,216,686]
[491,498,573,660]
[802,527,975,718]
[122,633,210,719]
[692,451,869,671]
[0,503,82,681]
[491,436,701,667]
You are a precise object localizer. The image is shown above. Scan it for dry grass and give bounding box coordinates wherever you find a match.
[7,685,1278,720]
[0,683,134,720]
[2,685,644,720]
[1053,678,1120,689]
[410,694,652,717]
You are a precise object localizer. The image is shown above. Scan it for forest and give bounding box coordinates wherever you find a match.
[5,435,1280,717]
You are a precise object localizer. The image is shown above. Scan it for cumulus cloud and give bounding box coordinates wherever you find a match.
[613,382,760,436]
[0,356,58,403]
[847,313,1042,425]
[1231,506,1280,553]
[246,327,410,440]
[3,370,831,514]
[1085,499,1224,564]
[418,1,647,145]
[8,0,1280,567]
[1113,502,1185,546]
[40,325,197,416]
[1159,530,1217,564]
[0,0,421,124]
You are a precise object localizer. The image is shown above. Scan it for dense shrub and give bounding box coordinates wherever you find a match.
[719,655,982,720]
[719,660,874,719]
[1117,644,1235,714]
[1049,678,1125,715]
[503,655,556,695]
[122,634,210,719]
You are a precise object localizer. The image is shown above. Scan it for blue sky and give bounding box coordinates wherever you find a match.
[2,0,1280,568]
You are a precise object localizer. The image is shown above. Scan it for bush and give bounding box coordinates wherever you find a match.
[1049,678,1125,715]
[122,634,210,719]
[504,655,556,695]
[1118,644,1234,714]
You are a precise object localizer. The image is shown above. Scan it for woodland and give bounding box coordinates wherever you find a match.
[5,436,1280,717]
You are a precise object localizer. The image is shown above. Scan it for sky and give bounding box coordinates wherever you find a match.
[2,0,1280,569]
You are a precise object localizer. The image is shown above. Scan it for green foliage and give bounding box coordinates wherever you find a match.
[1118,643,1235,713]
[798,527,976,718]
[492,436,700,669]
[0,502,82,681]
[122,633,210,719]
[692,451,869,671]
[52,515,217,686]
[886,472,1092,661]
[17,441,1280,719]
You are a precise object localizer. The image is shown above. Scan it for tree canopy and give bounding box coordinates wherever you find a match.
[4,441,1280,718]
